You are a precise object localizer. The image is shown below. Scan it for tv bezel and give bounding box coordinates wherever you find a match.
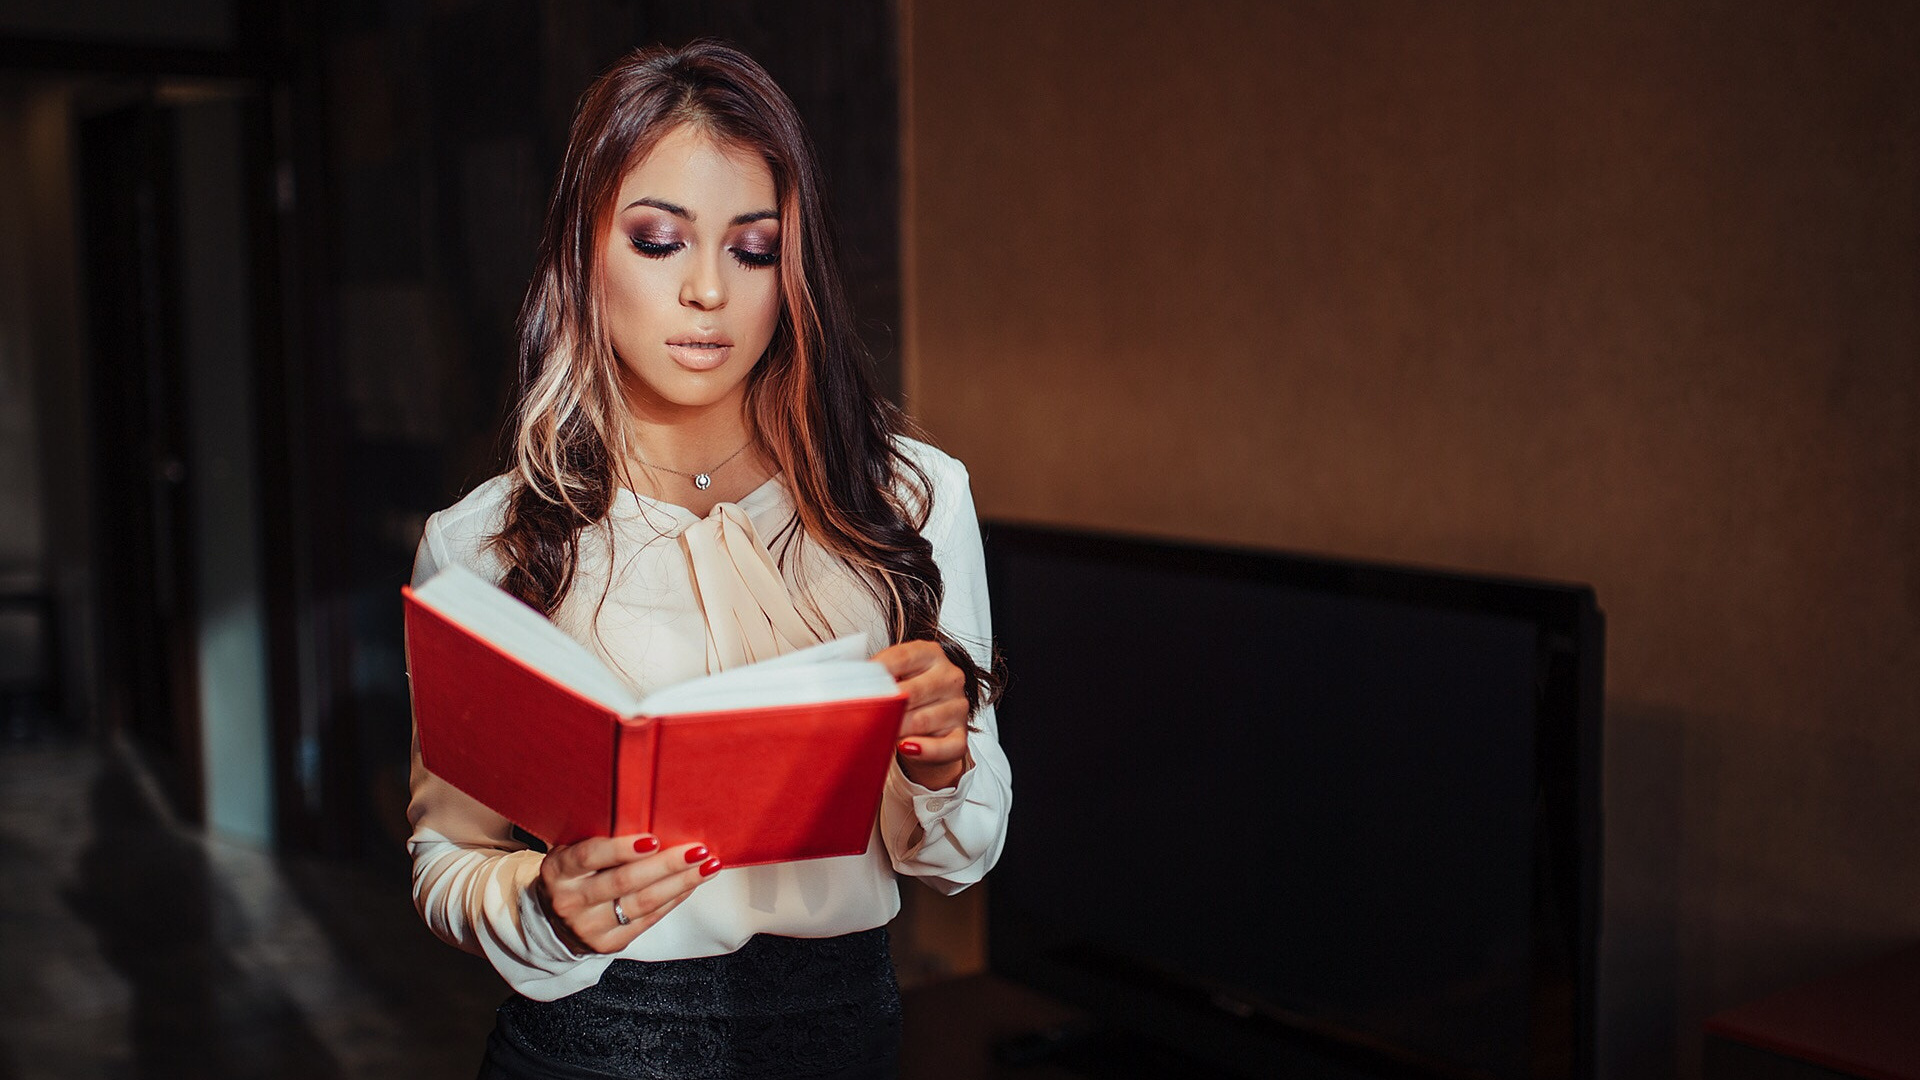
[981,520,1603,1080]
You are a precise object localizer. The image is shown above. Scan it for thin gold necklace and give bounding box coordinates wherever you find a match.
[632,439,752,491]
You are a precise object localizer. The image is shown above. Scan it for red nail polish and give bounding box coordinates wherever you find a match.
[699,857,723,877]
[633,836,659,854]
[899,741,922,755]
[684,845,709,864]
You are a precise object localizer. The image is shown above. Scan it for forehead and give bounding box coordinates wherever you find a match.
[614,124,776,212]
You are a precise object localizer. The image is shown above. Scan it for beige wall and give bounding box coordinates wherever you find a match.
[902,2,1918,1076]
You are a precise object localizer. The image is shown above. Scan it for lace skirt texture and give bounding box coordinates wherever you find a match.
[479,928,902,1080]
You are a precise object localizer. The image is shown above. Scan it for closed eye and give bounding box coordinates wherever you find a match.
[631,236,682,258]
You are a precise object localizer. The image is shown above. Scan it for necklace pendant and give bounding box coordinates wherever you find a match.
[694,473,712,490]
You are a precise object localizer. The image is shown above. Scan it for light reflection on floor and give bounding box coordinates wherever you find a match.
[0,737,501,1079]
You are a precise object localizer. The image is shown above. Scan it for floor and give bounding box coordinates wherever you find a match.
[0,733,508,1079]
[0,730,1119,1080]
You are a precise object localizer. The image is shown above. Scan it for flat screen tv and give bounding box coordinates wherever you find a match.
[983,522,1602,1080]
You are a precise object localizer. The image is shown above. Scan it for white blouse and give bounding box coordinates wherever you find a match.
[405,437,1011,1001]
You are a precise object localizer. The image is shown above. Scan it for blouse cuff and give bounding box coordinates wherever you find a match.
[885,756,978,825]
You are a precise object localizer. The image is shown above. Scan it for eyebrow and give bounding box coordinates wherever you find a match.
[621,197,779,227]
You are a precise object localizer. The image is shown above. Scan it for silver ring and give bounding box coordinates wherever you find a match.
[612,898,631,926]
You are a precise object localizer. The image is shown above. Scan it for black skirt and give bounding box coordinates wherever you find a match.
[476,927,901,1080]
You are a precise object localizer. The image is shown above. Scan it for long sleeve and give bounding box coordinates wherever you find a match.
[405,504,605,1001]
[879,461,1014,893]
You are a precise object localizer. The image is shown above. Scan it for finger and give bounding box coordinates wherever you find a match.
[541,839,694,927]
[600,878,703,951]
[578,842,712,906]
[899,727,968,766]
[549,833,661,876]
[894,663,967,714]
[587,855,720,951]
[872,640,944,681]
[897,696,970,740]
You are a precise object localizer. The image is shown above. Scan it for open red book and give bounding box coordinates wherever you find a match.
[403,564,908,866]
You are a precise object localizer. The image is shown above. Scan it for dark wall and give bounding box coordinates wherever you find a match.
[317,0,900,861]
[0,0,232,47]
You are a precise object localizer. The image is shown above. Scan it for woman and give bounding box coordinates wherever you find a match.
[406,41,1011,1080]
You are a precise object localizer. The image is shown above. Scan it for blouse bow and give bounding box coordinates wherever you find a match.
[677,501,823,672]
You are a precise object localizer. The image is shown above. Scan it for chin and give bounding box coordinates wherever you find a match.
[625,362,756,412]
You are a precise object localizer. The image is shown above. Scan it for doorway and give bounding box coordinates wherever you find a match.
[1,72,278,841]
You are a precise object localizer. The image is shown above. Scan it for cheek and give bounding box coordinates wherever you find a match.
[601,256,674,330]
[743,274,783,341]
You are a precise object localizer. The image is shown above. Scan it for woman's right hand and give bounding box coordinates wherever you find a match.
[533,835,722,954]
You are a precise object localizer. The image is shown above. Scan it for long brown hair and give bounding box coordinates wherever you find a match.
[492,41,999,711]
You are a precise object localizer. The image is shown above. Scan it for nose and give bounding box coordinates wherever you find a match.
[680,250,726,311]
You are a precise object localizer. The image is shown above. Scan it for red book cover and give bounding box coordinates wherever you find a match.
[403,585,908,866]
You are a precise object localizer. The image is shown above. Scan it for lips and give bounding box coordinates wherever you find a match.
[666,332,733,372]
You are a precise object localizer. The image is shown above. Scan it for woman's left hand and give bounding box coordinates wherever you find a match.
[872,640,972,790]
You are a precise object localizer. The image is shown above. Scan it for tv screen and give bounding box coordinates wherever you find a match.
[983,523,1601,1080]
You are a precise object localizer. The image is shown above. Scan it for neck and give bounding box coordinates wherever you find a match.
[626,417,753,474]
[616,384,774,499]
[618,379,754,471]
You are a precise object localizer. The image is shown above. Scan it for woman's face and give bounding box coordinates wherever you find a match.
[600,124,782,419]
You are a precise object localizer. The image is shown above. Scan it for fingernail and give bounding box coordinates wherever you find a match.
[633,836,659,854]
[899,741,922,755]
[683,845,709,864]
[699,857,723,877]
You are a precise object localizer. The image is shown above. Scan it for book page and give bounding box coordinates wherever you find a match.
[410,563,644,715]
[637,633,901,716]
[727,633,872,671]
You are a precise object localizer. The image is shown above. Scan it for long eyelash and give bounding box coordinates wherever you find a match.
[732,248,779,269]
[631,237,681,257]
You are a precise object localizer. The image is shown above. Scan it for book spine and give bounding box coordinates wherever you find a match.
[612,718,658,837]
